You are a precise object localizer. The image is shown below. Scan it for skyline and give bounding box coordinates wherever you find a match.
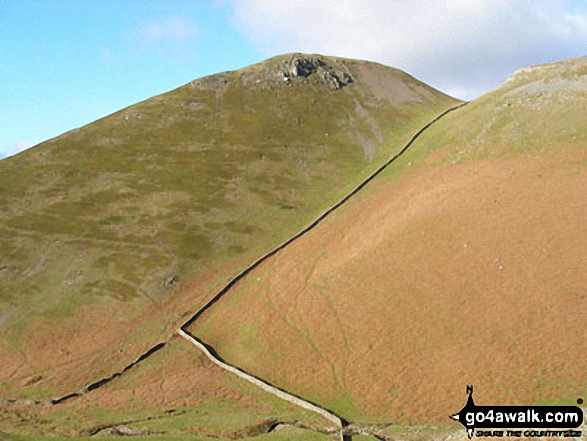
[2,0,587,158]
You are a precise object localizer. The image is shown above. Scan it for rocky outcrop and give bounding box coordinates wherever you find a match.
[91,424,157,437]
[279,55,354,90]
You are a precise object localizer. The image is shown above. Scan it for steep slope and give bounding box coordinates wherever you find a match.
[191,57,587,423]
[0,54,458,403]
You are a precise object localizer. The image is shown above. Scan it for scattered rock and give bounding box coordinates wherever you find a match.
[190,74,230,91]
[92,424,156,437]
[165,274,179,286]
[24,375,43,386]
[280,55,354,90]
[121,113,143,122]
[187,102,206,110]
[16,399,39,406]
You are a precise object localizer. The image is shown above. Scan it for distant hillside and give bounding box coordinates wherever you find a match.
[0,53,458,407]
[191,56,587,423]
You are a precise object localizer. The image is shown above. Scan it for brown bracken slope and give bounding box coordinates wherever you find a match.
[0,335,331,438]
[191,57,587,424]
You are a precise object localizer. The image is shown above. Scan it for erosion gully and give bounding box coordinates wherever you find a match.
[2,103,466,441]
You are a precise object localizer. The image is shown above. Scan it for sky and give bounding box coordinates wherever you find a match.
[1,0,587,158]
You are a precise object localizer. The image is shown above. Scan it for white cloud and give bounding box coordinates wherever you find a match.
[228,0,587,99]
[0,140,35,159]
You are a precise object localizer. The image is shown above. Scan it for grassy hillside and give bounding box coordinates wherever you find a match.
[191,57,587,424]
[0,53,458,407]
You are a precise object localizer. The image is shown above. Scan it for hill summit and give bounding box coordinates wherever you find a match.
[192,54,355,91]
[0,52,459,423]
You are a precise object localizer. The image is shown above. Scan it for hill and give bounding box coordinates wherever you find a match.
[190,57,587,424]
[0,53,459,433]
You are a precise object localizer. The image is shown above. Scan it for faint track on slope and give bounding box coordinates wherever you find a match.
[181,102,467,330]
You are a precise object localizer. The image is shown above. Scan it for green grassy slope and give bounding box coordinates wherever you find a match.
[383,55,587,172]
[0,53,458,402]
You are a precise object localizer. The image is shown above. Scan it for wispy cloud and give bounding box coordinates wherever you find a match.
[0,140,35,159]
[229,0,587,100]
[126,17,199,61]
[128,17,198,45]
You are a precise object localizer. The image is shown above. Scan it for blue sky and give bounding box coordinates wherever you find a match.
[0,1,263,158]
[2,0,587,158]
